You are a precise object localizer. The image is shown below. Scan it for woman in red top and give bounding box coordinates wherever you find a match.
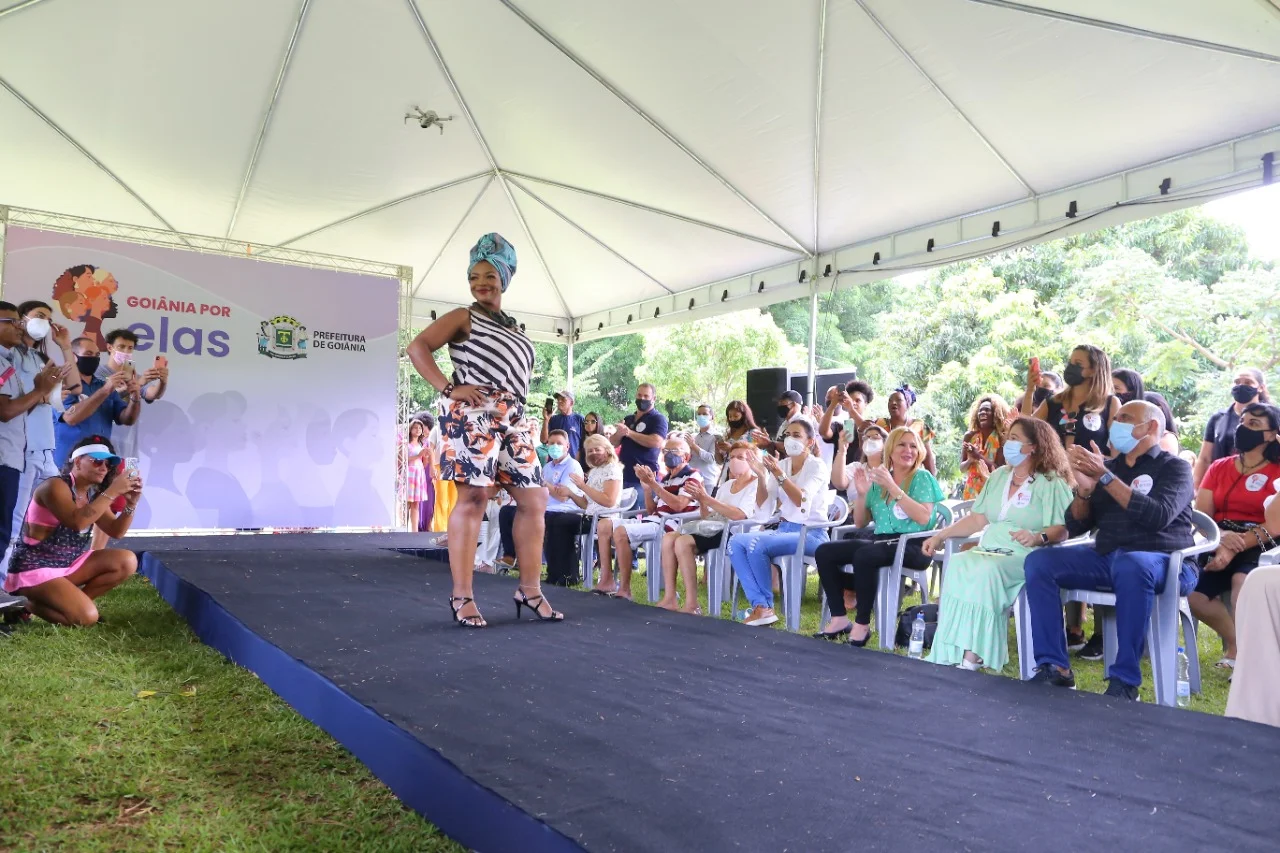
[1190,403,1280,666]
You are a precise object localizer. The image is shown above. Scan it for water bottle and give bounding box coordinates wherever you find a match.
[739,608,753,621]
[1176,646,1191,708]
[908,612,926,659]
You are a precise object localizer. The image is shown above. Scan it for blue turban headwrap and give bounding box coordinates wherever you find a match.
[468,232,517,292]
[893,383,917,407]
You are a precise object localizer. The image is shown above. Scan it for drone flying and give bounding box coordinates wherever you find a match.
[404,106,455,134]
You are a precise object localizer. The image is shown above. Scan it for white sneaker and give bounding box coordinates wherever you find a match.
[957,659,982,672]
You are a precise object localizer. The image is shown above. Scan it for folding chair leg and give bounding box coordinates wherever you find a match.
[1014,589,1036,681]
[786,559,803,632]
[646,541,662,602]
[707,551,723,618]
[580,533,595,591]
[1101,611,1118,680]
[876,566,899,651]
[1179,602,1201,694]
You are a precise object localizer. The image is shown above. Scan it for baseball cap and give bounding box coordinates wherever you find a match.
[554,389,575,403]
[780,390,803,405]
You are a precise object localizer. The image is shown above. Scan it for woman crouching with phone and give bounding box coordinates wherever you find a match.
[3,436,142,625]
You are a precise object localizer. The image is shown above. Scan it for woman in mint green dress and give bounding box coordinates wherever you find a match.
[923,418,1074,672]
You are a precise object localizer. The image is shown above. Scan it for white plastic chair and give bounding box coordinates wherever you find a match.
[705,517,767,618]
[579,487,635,590]
[872,504,953,650]
[1046,510,1220,706]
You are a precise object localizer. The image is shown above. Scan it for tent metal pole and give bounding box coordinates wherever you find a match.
[806,288,819,407]
[567,339,575,392]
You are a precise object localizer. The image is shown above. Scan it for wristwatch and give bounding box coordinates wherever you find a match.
[1098,471,1115,488]
[1039,532,1049,546]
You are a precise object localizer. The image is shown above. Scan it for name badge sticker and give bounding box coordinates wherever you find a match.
[1131,474,1154,495]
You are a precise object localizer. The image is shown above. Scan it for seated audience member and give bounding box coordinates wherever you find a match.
[922,418,1074,670]
[874,385,936,475]
[961,395,1010,500]
[820,381,874,469]
[657,441,774,614]
[578,411,605,466]
[474,486,509,574]
[1194,367,1272,489]
[1027,344,1120,654]
[812,427,943,643]
[597,437,701,600]
[532,435,623,589]
[497,430,583,583]
[1225,545,1280,726]
[611,383,669,510]
[729,420,830,627]
[716,400,765,463]
[1188,403,1280,667]
[1112,368,1179,454]
[830,423,887,499]
[683,404,721,484]
[4,436,141,625]
[1023,400,1196,700]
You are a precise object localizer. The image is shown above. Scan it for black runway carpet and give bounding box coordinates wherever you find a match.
[139,537,1280,852]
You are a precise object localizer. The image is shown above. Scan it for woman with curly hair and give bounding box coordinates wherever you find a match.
[923,418,1075,672]
[960,394,1010,500]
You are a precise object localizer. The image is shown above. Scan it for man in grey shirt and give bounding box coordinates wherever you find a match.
[683,403,721,487]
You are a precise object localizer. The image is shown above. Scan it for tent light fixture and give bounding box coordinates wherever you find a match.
[627,314,633,324]
[429,310,437,320]
[654,307,660,318]
[757,281,765,293]
[519,323,526,332]
[1159,177,1172,195]
[798,269,808,283]
[991,220,1001,237]
[688,298,695,310]
[872,252,880,265]
[823,264,832,277]
[1066,200,1078,218]
[1264,152,1275,185]
[926,238,935,253]
[598,322,604,330]
[721,290,729,302]
[404,106,455,134]
[556,327,564,336]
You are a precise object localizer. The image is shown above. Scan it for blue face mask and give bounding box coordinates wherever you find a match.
[1003,439,1028,467]
[546,444,565,460]
[663,452,684,470]
[1109,421,1140,454]
[696,415,711,429]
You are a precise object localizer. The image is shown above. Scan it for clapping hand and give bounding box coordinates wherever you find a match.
[634,464,656,486]
[613,422,630,438]
[51,322,72,349]
[1069,441,1108,480]
[761,454,781,477]
[685,478,707,500]
[851,464,872,496]
[750,427,771,446]
[33,363,67,395]
[868,465,897,493]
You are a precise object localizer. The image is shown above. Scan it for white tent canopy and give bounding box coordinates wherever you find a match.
[1,0,1278,343]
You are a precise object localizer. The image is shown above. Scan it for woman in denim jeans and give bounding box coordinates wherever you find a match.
[729,420,831,627]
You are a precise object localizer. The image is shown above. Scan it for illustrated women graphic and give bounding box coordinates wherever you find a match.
[51,264,119,349]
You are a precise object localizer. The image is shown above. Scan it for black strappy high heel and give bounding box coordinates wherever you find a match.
[514,587,565,622]
[449,596,487,628]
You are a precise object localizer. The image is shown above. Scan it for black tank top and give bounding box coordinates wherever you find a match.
[1045,395,1116,454]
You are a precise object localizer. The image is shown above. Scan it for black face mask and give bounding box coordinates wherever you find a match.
[76,354,101,376]
[1062,363,1086,387]
[1234,424,1268,453]
[635,398,653,412]
[726,416,742,426]
[1116,391,1135,404]
[1232,384,1259,405]
[777,404,792,420]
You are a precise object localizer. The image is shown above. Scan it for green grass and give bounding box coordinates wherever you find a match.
[0,577,462,853]
[614,561,1233,714]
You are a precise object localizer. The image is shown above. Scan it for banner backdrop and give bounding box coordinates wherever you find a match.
[1,226,399,530]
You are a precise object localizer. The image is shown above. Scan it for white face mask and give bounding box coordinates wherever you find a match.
[862,440,884,456]
[24,317,50,341]
[112,350,134,365]
[783,437,807,458]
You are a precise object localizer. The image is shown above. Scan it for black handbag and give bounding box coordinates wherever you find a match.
[894,603,939,649]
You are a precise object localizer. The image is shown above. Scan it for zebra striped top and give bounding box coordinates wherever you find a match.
[449,308,535,402]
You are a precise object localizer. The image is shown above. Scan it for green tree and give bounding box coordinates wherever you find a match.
[638,310,800,417]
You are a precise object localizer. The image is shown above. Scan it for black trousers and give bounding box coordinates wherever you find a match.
[544,511,590,586]
[814,532,930,625]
